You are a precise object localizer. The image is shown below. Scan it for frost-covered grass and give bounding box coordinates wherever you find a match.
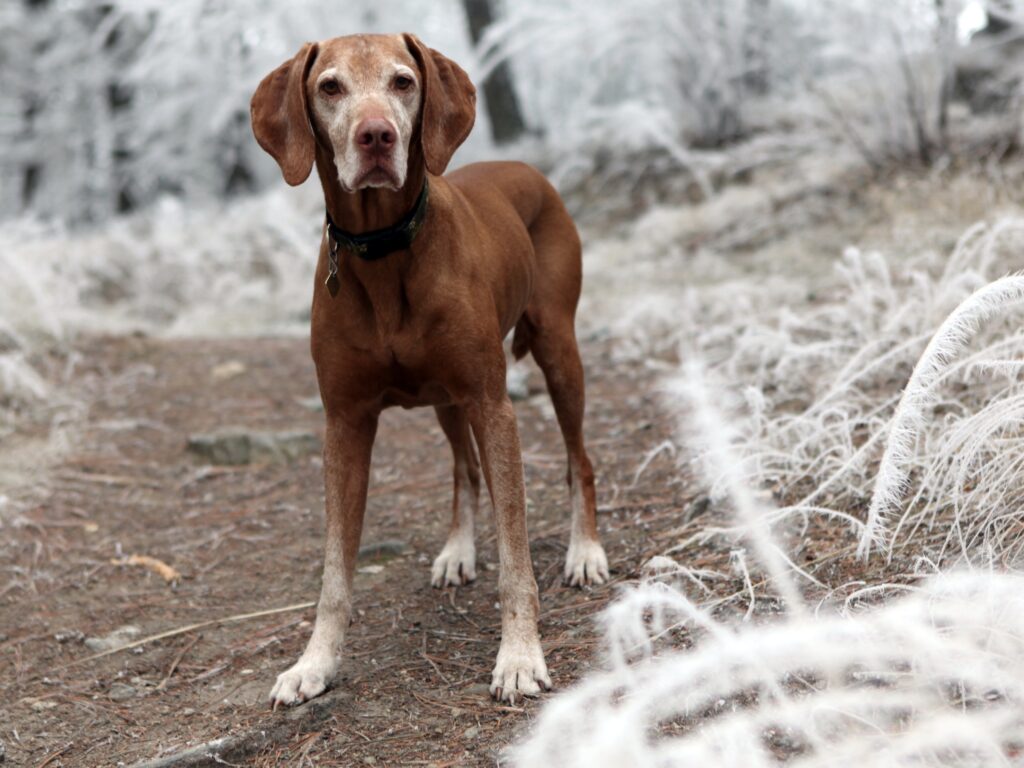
[513,359,1024,767]
[0,185,322,424]
[649,217,1024,566]
[515,207,1024,764]
[514,568,1024,767]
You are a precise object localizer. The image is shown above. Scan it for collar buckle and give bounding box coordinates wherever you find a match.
[324,180,430,267]
[325,235,340,296]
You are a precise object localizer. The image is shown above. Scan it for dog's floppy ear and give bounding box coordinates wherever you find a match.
[251,43,319,186]
[403,34,476,176]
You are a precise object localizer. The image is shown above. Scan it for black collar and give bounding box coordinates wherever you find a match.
[325,180,429,263]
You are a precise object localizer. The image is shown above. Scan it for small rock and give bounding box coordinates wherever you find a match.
[109,683,136,702]
[357,564,385,575]
[296,395,324,412]
[210,360,247,382]
[30,699,57,711]
[85,625,140,652]
[358,540,406,559]
[186,429,320,466]
[218,679,265,707]
[362,757,377,765]
[54,629,84,644]
[506,365,530,402]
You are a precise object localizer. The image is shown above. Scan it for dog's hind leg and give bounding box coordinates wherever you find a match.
[527,314,609,586]
[431,404,480,587]
[524,199,609,587]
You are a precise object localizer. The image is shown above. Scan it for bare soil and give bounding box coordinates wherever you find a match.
[3,160,993,767]
[1,333,698,767]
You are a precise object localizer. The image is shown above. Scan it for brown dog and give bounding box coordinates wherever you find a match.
[251,33,608,707]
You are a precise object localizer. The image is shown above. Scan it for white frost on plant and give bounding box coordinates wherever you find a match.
[860,274,1024,558]
[512,570,1024,767]
[653,217,1024,565]
[513,360,1024,768]
[0,186,329,429]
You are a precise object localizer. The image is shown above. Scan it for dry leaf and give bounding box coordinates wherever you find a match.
[111,554,181,583]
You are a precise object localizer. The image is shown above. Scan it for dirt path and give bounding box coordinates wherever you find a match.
[1,334,693,766]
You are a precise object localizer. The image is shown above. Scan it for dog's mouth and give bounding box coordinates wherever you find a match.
[353,160,401,191]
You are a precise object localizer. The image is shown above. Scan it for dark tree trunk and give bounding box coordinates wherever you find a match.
[979,1,1015,36]
[462,0,527,143]
[935,0,955,152]
[742,0,771,96]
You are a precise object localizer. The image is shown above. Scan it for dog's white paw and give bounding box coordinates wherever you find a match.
[431,536,477,587]
[564,539,609,587]
[489,637,551,704]
[268,652,338,709]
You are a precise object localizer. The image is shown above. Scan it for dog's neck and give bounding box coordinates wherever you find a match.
[316,148,427,236]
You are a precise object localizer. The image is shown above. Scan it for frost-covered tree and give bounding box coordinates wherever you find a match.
[0,0,476,225]
[476,0,975,188]
[462,0,527,143]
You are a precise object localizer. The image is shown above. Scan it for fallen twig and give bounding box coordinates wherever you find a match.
[37,742,74,768]
[56,601,315,669]
[420,635,452,686]
[157,634,201,690]
[127,687,350,768]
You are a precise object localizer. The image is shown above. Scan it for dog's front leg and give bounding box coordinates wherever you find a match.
[269,410,378,708]
[468,392,551,703]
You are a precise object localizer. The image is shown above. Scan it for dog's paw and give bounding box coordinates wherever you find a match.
[489,637,551,704]
[431,536,477,587]
[564,539,609,587]
[268,653,338,710]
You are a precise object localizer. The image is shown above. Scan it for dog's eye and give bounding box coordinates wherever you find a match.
[393,75,414,91]
[320,79,341,96]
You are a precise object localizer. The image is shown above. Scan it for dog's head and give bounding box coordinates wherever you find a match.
[251,34,476,191]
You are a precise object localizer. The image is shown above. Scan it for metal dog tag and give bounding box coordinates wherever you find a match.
[325,238,340,297]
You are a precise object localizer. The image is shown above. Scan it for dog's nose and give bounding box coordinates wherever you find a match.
[355,119,396,152]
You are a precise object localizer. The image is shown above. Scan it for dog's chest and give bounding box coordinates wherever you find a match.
[313,254,499,409]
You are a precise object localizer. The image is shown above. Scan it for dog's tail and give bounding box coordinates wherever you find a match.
[511,315,533,361]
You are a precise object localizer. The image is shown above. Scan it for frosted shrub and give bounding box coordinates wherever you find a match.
[512,570,1024,767]
[674,217,1024,564]
[806,0,961,168]
[0,0,478,224]
[860,274,1024,557]
[481,0,966,199]
[514,363,1024,768]
[0,185,322,421]
[480,0,805,193]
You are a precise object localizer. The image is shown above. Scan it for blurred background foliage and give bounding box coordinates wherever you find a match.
[2,0,1022,226]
